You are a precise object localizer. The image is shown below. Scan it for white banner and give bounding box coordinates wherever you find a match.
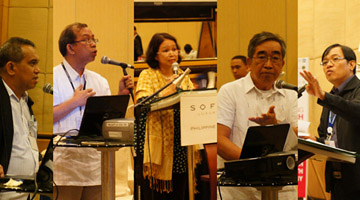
[180,91,217,146]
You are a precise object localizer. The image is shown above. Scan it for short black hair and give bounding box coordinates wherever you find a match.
[0,37,35,68]
[58,22,88,57]
[231,55,247,65]
[248,32,286,59]
[322,43,356,74]
[146,33,182,69]
[184,44,192,54]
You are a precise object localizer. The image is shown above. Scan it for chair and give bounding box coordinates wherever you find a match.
[200,143,217,200]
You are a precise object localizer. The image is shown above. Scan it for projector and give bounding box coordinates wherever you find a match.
[102,118,134,142]
[225,152,297,182]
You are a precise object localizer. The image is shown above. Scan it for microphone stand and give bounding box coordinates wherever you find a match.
[134,76,181,108]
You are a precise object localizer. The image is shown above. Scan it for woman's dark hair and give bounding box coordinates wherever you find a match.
[145,33,182,69]
[322,43,356,74]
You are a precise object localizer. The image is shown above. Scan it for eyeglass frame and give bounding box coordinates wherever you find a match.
[320,57,346,67]
[251,54,283,64]
[71,38,99,45]
[157,48,180,55]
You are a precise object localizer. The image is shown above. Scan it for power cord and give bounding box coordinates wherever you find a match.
[53,180,59,200]
[53,129,79,150]
[217,171,225,200]
[51,129,78,200]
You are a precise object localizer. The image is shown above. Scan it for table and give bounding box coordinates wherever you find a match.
[57,139,133,200]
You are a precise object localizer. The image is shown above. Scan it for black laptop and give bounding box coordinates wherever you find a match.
[239,123,290,159]
[76,95,130,139]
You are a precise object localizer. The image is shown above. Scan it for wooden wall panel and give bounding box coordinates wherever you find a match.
[6,0,53,134]
[218,0,297,88]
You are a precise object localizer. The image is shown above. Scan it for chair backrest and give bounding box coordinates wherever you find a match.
[204,143,217,200]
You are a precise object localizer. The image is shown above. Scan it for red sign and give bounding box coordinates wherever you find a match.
[298,161,307,197]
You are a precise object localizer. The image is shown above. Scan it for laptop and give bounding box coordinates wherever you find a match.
[76,95,130,139]
[239,123,290,159]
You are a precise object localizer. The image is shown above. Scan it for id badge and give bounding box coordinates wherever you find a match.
[325,140,336,148]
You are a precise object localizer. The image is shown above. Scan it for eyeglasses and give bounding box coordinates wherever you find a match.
[71,38,99,45]
[320,57,345,66]
[158,48,179,55]
[252,55,283,64]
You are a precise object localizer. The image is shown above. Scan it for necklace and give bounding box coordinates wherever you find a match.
[161,74,172,81]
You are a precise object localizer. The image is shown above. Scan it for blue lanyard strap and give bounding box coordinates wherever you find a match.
[327,111,336,138]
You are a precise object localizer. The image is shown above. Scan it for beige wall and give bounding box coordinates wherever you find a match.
[4,0,53,134]
[299,0,360,199]
[135,21,202,56]
[217,0,297,88]
[53,0,134,108]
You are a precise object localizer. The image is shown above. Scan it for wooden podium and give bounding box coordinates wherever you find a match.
[149,89,217,200]
[298,138,356,164]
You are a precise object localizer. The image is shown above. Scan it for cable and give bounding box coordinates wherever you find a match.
[217,171,225,200]
[53,129,79,150]
[51,129,78,200]
[53,180,59,200]
[30,171,38,200]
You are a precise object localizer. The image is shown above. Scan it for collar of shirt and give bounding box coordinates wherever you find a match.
[332,75,354,94]
[2,79,28,102]
[63,59,88,82]
[243,73,285,97]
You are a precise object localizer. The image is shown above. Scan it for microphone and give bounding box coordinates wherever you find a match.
[173,68,191,87]
[101,56,134,69]
[275,80,298,91]
[172,62,179,75]
[298,84,307,98]
[43,83,53,95]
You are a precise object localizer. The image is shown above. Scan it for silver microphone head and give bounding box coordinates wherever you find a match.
[43,83,53,95]
[101,56,109,64]
[172,62,179,75]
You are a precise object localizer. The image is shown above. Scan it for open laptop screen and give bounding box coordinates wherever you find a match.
[239,123,290,159]
[78,95,130,138]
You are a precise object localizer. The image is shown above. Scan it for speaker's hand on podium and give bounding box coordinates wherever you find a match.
[299,135,317,141]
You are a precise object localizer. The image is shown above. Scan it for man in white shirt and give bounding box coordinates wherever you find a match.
[53,22,133,200]
[0,37,40,200]
[217,32,298,199]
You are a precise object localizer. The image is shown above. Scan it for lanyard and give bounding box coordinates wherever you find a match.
[327,110,336,140]
[61,62,86,91]
[61,62,87,112]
